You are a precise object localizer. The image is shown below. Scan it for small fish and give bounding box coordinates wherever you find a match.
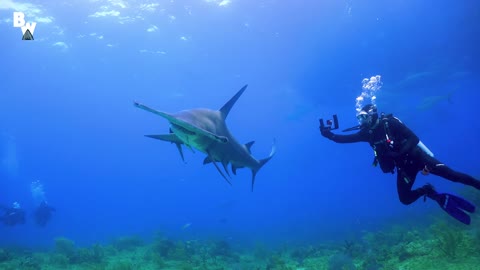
[182,223,191,230]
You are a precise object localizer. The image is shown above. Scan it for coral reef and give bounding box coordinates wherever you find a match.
[1,218,480,270]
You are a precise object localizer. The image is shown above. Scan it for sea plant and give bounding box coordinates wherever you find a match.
[54,237,76,260]
[430,221,472,259]
[111,235,144,251]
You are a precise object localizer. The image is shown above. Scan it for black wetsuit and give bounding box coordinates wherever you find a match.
[322,115,480,205]
[0,206,26,226]
[34,201,55,227]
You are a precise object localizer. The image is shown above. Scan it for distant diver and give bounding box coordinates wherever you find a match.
[0,202,26,226]
[34,200,55,227]
[22,29,34,40]
[320,104,479,225]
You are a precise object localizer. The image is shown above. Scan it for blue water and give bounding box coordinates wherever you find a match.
[1,0,479,250]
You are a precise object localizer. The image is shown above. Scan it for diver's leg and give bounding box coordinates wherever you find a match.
[424,156,480,189]
[396,167,431,205]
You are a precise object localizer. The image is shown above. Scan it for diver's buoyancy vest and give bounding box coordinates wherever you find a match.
[370,114,397,173]
[370,113,434,173]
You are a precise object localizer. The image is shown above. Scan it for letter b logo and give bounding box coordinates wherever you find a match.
[13,12,25,27]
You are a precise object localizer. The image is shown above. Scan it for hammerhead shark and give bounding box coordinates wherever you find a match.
[134,84,276,191]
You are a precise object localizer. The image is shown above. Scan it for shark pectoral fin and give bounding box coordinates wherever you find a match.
[145,134,183,144]
[219,84,248,120]
[245,141,255,153]
[145,134,186,163]
[250,139,277,192]
[207,151,232,186]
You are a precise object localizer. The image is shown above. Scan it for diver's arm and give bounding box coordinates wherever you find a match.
[321,128,369,143]
[389,118,419,155]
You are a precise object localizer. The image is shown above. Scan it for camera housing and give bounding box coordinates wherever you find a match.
[319,114,339,130]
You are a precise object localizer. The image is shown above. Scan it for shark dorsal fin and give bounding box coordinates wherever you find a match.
[219,84,248,119]
[245,141,255,153]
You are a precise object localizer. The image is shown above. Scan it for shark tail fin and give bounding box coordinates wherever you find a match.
[250,139,277,192]
[219,84,248,119]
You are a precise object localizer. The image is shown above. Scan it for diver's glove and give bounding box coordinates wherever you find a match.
[320,127,334,139]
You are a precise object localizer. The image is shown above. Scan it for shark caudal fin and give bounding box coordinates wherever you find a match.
[219,85,248,120]
[250,139,276,192]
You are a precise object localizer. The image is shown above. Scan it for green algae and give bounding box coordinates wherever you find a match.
[1,218,480,270]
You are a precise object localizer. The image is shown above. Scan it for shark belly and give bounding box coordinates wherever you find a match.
[170,123,214,153]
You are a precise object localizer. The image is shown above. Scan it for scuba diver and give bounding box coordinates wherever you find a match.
[0,201,26,226]
[34,200,55,227]
[320,104,480,225]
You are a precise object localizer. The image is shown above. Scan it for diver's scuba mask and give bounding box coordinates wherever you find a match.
[356,111,370,126]
[356,104,378,127]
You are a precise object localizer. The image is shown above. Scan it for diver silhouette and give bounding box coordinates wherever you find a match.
[320,104,479,225]
[0,202,26,226]
[34,200,55,227]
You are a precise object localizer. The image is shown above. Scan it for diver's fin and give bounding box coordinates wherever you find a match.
[432,193,476,225]
[245,141,255,153]
[219,85,248,120]
[447,194,475,213]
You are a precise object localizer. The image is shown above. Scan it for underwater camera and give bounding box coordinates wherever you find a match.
[319,114,339,130]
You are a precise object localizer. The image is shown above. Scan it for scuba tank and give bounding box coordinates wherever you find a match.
[417,141,434,157]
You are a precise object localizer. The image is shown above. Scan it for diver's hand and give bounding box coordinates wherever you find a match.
[320,127,334,139]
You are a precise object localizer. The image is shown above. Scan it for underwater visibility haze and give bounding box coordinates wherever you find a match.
[1,0,479,269]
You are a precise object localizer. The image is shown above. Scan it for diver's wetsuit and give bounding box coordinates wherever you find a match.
[34,201,55,227]
[322,115,480,205]
[0,206,26,226]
